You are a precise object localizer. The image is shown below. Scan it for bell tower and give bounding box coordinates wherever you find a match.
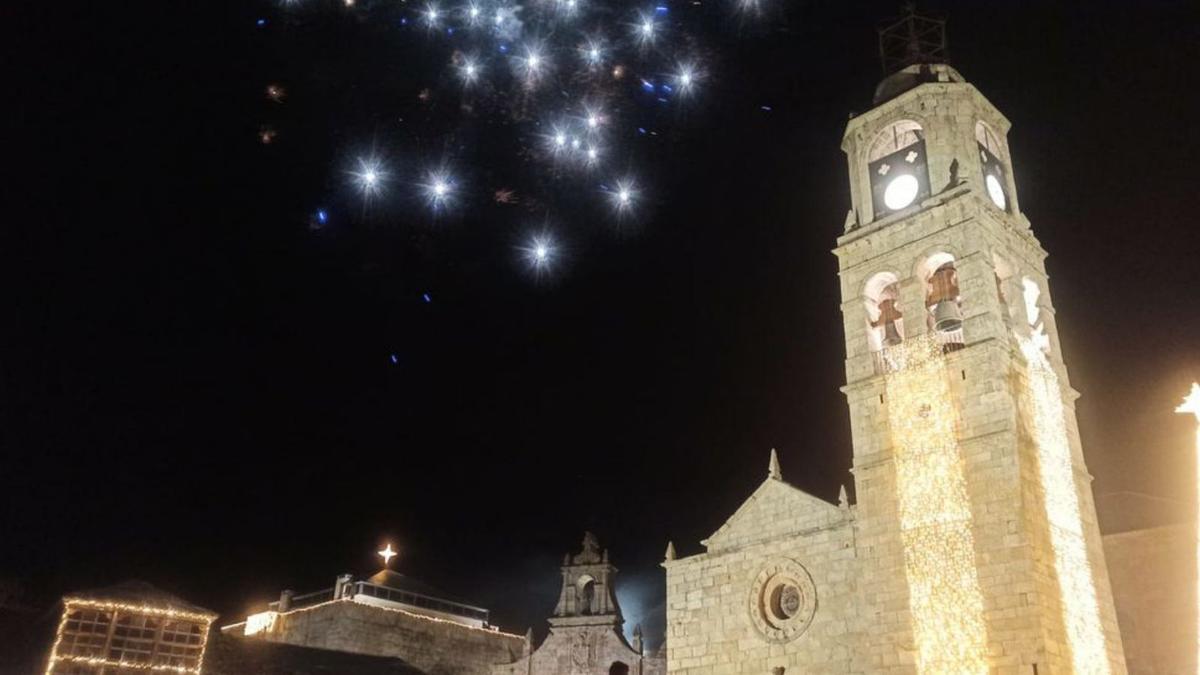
[833,8,1126,673]
[552,532,622,628]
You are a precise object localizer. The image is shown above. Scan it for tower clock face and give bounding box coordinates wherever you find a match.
[975,122,1009,212]
[985,174,1006,209]
[978,144,1008,211]
[867,121,930,219]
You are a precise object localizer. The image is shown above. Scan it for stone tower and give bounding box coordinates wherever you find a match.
[834,9,1127,673]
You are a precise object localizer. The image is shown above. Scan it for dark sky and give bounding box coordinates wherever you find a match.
[4,0,1199,648]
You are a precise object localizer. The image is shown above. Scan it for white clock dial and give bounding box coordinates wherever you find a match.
[883,174,919,210]
[985,174,1007,209]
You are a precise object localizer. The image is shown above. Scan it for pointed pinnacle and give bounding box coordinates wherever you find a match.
[768,448,782,480]
[664,540,676,562]
[838,484,849,508]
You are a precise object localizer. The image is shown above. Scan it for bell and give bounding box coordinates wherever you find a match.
[874,298,904,346]
[932,299,963,333]
[882,320,903,346]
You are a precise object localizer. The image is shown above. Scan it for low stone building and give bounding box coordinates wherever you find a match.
[1103,522,1196,675]
[222,567,525,674]
[493,533,665,675]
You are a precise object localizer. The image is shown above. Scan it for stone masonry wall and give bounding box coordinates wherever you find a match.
[256,599,525,675]
[664,479,858,674]
[492,626,664,675]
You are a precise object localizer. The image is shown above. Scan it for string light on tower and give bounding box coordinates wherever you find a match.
[1176,381,1200,675]
[1018,332,1111,673]
[881,335,989,674]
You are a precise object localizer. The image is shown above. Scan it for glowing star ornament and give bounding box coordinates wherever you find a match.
[378,543,398,567]
[1176,381,1200,675]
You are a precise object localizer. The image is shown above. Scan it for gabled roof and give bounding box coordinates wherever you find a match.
[703,475,847,553]
[364,570,483,610]
[66,580,216,618]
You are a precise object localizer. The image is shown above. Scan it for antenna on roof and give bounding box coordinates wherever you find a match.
[878,3,948,75]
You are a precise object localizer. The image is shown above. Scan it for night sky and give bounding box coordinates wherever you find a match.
[5,0,1199,649]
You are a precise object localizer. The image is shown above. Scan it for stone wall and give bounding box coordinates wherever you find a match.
[1103,523,1196,675]
[492,625,664,675]
[243,599,525,675]
[664,478,858,674]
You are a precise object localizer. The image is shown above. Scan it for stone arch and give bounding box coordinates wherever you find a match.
[865,118,926,163]
[609,661,630,675]
[916,251,965,345]
[974,119,1005,160]
[863,271,904,352]
[575,575,596,615]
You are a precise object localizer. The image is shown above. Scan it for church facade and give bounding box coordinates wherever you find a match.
[663,11,1127,675]
[493,533,666,675]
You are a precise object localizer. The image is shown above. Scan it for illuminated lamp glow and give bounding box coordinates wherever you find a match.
[244,611,279,636]
[883,174,919,210]
[1175,382,1200,675]
[985,174,1007,209]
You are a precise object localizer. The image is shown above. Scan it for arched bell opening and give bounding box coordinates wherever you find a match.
[864,272,904,373]
[575,575,596,615]
[918,253,965,352]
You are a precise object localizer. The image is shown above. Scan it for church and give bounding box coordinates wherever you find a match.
[28,9,1195,675]
[662,9,1131,675]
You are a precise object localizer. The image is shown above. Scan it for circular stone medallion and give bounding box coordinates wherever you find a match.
[747,558,817,643]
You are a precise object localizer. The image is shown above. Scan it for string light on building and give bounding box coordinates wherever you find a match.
[45,596,216,675]
[881,335,989,674]
[1175,381,1200,675]
[1018,334,1112,674]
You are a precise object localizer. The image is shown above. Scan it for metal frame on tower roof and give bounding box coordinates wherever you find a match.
[878,4,948,74]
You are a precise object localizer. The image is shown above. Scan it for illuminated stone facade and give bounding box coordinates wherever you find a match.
[493,533,666,675]
[222,572,524,675]
[664,53,1128,675]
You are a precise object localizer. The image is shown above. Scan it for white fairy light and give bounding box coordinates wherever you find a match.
[519,231,558,277]
[459,57,481,84]
[609,178,637,213]
[675,63,698,94]
[1019,333,1112,673]
[424,3,441,26]
[350,156,387,198]
[420,170,456,210]
[882,335,989,674]
[636,14,656,45]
